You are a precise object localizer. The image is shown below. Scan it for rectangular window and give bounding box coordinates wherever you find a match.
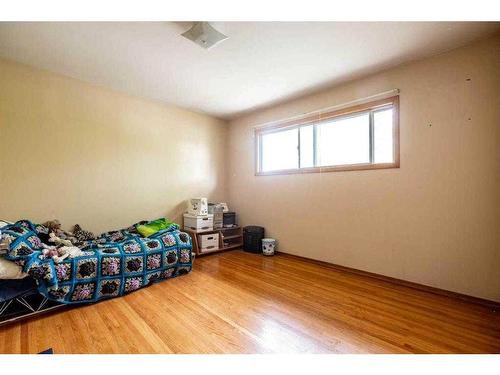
[255,96,399,175]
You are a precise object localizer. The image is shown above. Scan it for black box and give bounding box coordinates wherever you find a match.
[223,212,236,227]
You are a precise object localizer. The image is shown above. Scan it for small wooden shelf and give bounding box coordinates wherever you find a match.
[184,226,243,256]
[222,234,241,240]
[221,242,243,251]
[197,247,221,254]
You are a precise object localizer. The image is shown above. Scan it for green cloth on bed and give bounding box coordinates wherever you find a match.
[136,218,174,237]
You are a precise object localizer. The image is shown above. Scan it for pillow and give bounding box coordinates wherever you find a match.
[0,257,27,279]
[0,220,13,229]
[136,218,173,237]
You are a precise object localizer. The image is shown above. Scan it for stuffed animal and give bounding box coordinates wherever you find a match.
[58,245,84,258]
[42,220,78,243]
[73,224,95,243]
[43,219,62,232]
[42,234,84,262]
[42,246,69,263]
[46,233,84,259]
[48,232,73,247]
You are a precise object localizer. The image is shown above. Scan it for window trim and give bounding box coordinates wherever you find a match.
[254,96,400,176]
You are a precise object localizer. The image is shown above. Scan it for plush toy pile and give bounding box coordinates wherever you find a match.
[32,220,94,263]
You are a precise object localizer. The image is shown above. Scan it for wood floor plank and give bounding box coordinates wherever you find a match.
[209,255,496,352]
[0,250,498,353]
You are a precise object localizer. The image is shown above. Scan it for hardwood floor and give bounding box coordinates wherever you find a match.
[1,250,499,353]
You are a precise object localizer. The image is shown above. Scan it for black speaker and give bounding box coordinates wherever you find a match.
[243,226,265,253]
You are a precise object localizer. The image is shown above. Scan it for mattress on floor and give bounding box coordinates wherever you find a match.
[0,277,37,303]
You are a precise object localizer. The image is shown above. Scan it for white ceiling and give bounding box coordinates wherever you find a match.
[0,22,498,119]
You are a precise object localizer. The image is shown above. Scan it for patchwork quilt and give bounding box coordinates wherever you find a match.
[1,220,193,304]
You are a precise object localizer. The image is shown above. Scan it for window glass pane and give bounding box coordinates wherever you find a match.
[261,128,298,172]
[374,108,394,163]
[299,125,314,168]
[317,113,370,166]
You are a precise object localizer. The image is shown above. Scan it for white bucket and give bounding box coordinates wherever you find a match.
[262,238,276,256]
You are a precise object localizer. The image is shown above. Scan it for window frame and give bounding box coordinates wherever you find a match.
[254,96,400,176]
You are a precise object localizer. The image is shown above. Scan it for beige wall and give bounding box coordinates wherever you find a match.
[0,58,228,233]
[227,34,500,302]
[1,34,499,302]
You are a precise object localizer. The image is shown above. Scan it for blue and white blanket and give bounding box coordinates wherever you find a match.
[1,220,193,304]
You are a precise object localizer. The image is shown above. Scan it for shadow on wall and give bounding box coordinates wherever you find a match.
[168,201,189,228]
